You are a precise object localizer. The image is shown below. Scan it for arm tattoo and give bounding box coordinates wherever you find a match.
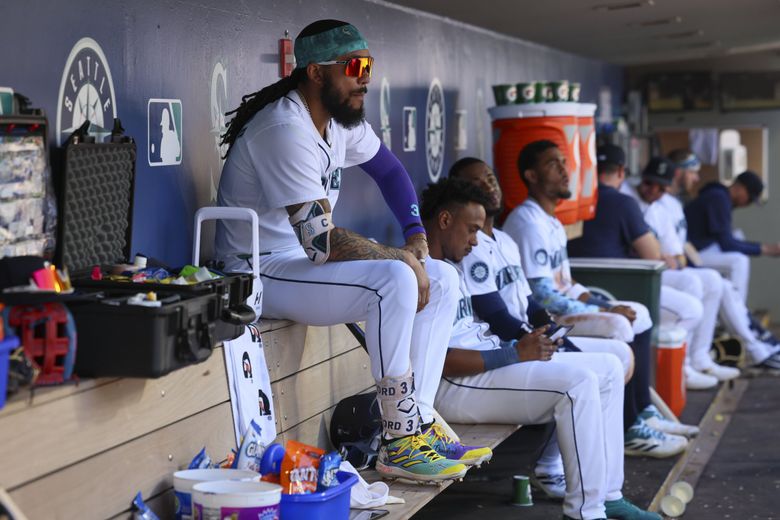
[328,227,408,262]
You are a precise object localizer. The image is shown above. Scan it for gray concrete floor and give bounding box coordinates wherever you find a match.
[413,384,717,519]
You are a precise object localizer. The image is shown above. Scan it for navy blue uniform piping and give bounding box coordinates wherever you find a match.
[259,272,386,377]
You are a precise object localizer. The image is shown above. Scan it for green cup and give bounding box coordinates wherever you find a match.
[511,475,533,507]
[492,84,518,105]
[516,82,537,104]
[535,82,551,103]
[548,80,570,102]
[569,82,582,102]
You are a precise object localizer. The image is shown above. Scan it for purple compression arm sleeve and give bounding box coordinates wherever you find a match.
[359,143,425,239]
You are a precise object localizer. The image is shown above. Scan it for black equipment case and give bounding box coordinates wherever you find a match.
[53,122,251,378]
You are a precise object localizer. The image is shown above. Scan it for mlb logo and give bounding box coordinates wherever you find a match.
[0,87,14,116]
[147,98,182,166]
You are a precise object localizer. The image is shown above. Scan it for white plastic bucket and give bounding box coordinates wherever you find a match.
[192,480,282,520]
[173,468,259,520]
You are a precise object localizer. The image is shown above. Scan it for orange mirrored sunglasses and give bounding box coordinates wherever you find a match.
[317,56,374,78]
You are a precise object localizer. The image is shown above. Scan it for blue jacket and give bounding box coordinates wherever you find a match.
[685,182,760,255]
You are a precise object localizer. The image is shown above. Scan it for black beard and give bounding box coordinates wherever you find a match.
[486,203,503,218]
[321,75,365,129]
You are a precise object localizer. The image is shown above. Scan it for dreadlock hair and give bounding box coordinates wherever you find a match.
[448,157,485,179]
[220,19,350,156]
[420,177,492,222]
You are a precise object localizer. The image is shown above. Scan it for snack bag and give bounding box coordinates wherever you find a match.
[187,447,215,469]
[234,419,266,473]
[317,451,342,491]
[280,440,325,494]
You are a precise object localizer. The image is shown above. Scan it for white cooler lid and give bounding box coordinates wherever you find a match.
[577,103,597,117]
[489,102,582,120]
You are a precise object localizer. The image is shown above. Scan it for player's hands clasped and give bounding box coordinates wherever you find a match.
[402,233,429,262]
[515,326,556,362]
[607,304,637,323]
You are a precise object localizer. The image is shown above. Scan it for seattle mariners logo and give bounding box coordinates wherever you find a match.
[425,78,445,182]
[209,62,229,202]
[56,37,117,145]
[470,261,489,283]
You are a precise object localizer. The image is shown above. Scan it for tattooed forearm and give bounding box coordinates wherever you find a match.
[328,227,408,262]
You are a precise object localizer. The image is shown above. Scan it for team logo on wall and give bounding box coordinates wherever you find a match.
[425,78,445,182]
[147,98,182,166]
[209,61,229,201]
[380,77,391,149]
[56,37,117,145]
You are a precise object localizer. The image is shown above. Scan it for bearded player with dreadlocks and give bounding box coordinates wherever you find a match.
[215,20,491,483]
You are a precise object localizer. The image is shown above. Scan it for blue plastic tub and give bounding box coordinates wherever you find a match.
[280,470,358,520]
[0,335,20,410]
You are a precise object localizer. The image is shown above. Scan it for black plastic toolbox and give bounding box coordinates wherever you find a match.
[52,123,247,378]
[68,290,219,378]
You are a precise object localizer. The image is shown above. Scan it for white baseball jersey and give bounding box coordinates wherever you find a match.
[216,90,380,267]
[503,198,573,293]
[448,261,501,352]
[637,198,683,256]
[657,193,688,245]
[459,229,533,323]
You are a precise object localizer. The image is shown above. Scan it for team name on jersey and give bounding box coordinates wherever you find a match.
[454,296,473,323]
[535,247,568,269]
[676,218,687,235]
[495,265,522,291]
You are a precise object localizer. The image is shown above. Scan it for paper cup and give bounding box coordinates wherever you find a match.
[173,468,260,520]
[536,82,551,103]
[493,84,518,105]
[516,82,538,104]
[193,480,282,520]
[511,475,533,506]
[670,481,694,504]
[569,82,581,102]
[548,81,570,102]
[661,494,686,517]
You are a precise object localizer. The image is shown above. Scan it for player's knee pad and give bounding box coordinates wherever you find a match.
[375,368,421,438]
[289,200,334,265]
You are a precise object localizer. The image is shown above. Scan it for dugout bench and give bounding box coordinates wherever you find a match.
[0,319,519,519]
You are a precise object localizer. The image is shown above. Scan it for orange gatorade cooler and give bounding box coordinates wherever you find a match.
[655,325,688,417]
[490,103,581,224]
[577,103,598,221]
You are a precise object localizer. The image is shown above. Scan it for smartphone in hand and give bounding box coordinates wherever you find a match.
[546,324,573,342]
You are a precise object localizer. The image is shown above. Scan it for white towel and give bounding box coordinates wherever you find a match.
[339,461,405,509]
[689,128,719,165]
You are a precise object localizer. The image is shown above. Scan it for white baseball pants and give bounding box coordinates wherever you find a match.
[435,352,625,520]
[257,249,458,423]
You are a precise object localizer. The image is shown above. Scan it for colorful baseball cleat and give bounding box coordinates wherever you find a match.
[421,422,493,466]
[376,433,468,483]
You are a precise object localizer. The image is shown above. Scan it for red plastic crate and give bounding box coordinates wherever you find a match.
[7,303,75,385]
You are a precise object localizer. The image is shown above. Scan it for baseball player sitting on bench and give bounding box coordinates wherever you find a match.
[214,19,489,483]
[631,156,746,385]
[503,140,690,459]
[449,157,636,499]
[422,177,660,520]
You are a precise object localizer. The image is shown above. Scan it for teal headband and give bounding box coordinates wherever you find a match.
[294,24,368,69]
